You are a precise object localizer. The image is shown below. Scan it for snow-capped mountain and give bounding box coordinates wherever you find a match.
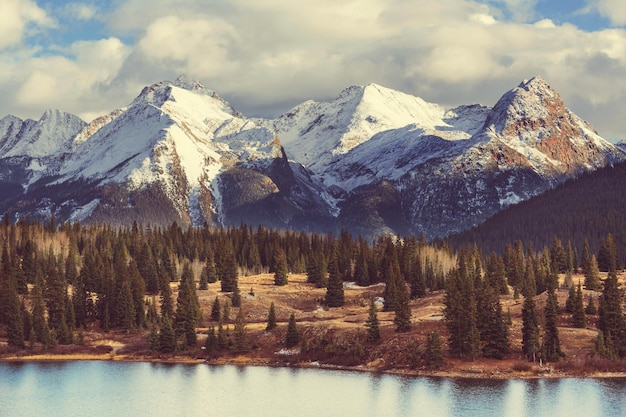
[0,76,623,238]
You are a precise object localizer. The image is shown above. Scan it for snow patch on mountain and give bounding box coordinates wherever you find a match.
[269,83,477,173]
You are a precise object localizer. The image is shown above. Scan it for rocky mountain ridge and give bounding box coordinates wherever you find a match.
[0,76,622,238]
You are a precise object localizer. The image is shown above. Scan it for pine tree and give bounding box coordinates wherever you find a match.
[597,270,624,357]
[285,312,300,348]
[205,325,218,353]
[381,239,404,312]
[565,285,576,313]
[217,318,227,349]
[5,278,24,348]
[394,280,412,332]
[424,330,444,369]
[477,284,509,359]
[222,300,230,322]
[550,236,567,274]
[485,252,509,295]
[203,253,218,284]
[325,247,344,307]
[542,288,563,362]
[444,262,480,360]
[584,255,601,291]
[521,294,540,362]
[306,252,327,288]
[148,325,159,352]
[116,280,135,331]
[353,248,370,287]
[210,296,221,322]
[585,295,597,316]
[231,282,242,308]
[233,308,248,352]
[218,241,239,293]
[266,302,277,331]
[365,299,380,342]
[273,248,289,286]
[158,315,177,353]
[597,234,618,272]
[174,263,201,346]
[572,284,586,328]
[159,276,174,320]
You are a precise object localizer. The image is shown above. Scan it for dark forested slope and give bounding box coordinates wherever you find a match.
[448,160,626,264]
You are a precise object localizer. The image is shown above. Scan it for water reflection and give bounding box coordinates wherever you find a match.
[0,362,625,417]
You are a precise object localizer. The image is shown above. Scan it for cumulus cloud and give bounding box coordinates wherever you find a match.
[2,0,626,139]
[13,37,130,121]
[0,0,55,50]
[594,0,626,26]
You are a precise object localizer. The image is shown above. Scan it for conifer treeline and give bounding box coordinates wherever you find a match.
[0,216,453,350]
[443,233,626,362]
[449,160,626,267]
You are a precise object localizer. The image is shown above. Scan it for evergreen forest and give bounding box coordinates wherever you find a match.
[0,214,625,373]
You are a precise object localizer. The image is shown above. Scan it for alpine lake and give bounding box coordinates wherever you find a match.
[1,361,625,417]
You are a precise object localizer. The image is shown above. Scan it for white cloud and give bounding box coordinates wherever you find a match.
[595,0,626,26]
[489,0,538,22]
[0,0,55,50]
[63,2,98,21]
[13,38,130,120]
[2,0,626,139]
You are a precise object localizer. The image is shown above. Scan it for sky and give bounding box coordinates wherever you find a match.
[2,0,626,141]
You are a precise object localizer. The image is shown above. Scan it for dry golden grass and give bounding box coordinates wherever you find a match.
[3,270,625,378]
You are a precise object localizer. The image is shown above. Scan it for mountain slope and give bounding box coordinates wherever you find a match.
[0,76,622,238]
[1,77,334,230]
[275,76,624,238]
[448,159,626,266]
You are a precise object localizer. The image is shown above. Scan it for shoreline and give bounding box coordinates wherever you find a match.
[2,352,626,380]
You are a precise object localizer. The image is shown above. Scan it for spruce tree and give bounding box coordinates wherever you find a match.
[273,248,289,286]
[231,282,242,308]
[485,252,508,295]
[174,263,201,345]
[266,302,277,331]
[584,255,601,291]
[585,295,597,316]
[158,315,176,353]
[365,299,380,342]
[424,330,444,369]
[159,276,174,320]
[233,308,248,352]
[542,288,563,362]
[394,281,412,332]
[597,271,625,357]
[222,300,230,322]
[565,285,576,313]
[597,234,618,272]
[477,284,509,359]
[572,284,586,328]
[205,325,218,353]
[116,280,135,331]
[285,312,300,348]
[444,252,480,360]
[5,281,24,348]
[210,296,221,322]
[521,294,540,362]
[325,248,344,307]
[218,241,239,293]
[353,248,370,287]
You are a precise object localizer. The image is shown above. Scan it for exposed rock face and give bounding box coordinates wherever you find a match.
[0,76,622,239]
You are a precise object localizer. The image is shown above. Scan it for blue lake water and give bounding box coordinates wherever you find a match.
[0,361,625,417]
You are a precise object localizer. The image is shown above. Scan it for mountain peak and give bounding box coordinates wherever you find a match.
[172,74,206,91]
[518,75,550,90]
